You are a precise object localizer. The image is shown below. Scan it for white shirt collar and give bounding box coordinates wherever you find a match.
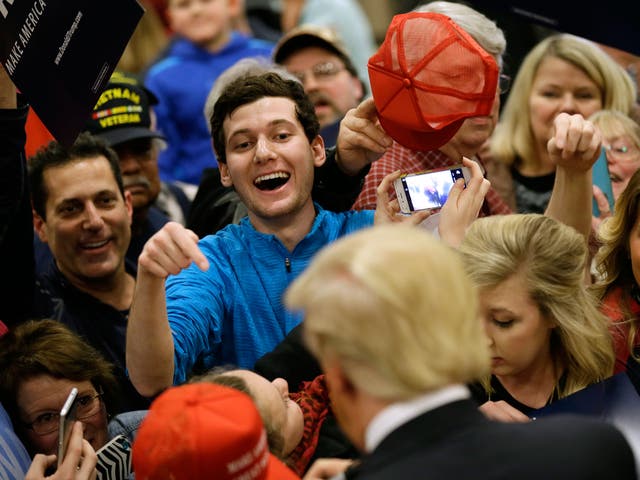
[364,384,470,453]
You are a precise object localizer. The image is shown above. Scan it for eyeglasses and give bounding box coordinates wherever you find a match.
[499,74,511,94]
[22,389,104,436]
[290,62,346,85]
[603,143,638,161]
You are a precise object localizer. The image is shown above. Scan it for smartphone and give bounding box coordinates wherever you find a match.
[592,147,614,216]
[393,165,471,213]
[57,387,79,468]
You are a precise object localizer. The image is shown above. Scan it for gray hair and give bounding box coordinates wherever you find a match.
[415,1,506,68]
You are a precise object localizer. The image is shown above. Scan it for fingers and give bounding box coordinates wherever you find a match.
[302,458,353,480]
[479,401,531,423]
[592,185,611,218]
[25,453,56,480]
[139,222,209,278]
[56,422,97,479]
[341,98,392,153]
[548,113,602,170]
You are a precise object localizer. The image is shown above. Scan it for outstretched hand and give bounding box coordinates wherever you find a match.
[336,97,393,175]
[138,222,209,279]
[438,158,490,248]
[374,170,432,225]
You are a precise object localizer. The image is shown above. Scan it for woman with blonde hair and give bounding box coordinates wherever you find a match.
[489,34,637,213]
[593,169,640,376]
[458,214,615,420]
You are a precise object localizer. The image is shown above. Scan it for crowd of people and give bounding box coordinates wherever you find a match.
[2,0,640,479]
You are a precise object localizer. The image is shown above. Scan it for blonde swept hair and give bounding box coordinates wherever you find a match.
[593,169,640,358]
[491,34,637,169]
[285,224,490,402]
[458,214,615,398]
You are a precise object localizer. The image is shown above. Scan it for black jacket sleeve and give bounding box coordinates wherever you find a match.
[0,103,35,326]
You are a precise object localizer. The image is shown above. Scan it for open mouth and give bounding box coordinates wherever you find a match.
[254,172,290,191]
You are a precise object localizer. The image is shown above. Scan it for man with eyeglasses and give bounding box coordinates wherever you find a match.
[274,25,365,147]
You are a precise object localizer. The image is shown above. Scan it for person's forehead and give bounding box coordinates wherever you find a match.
[225,97,300,129]
[282,46,344,68]
[43,157,119,197]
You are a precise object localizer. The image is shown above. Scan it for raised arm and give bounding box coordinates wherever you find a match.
[126,222,209,397]
[544,113,601,240]
[0,66,35,326]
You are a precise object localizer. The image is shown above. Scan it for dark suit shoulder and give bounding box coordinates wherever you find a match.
[356,410,636,480]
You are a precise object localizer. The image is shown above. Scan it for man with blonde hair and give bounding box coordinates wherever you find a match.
[284,224,637,479]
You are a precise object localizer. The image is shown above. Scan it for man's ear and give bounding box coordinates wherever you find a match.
[33,210,48,243]
[219,162,233,187]
[124,190,134,225]
[311,135,326,168]
[323,357,356,400]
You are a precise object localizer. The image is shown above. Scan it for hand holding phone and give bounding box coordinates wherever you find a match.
[57,387,79,468]
[592,147,614,217]
[393,165,471,213]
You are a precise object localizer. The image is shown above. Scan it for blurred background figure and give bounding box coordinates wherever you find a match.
[273,25,365,147]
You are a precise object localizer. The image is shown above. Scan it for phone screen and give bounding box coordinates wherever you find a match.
[402,167,467,212]
[57,387,79,468]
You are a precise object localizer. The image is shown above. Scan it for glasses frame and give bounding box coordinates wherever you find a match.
[21,387,104,436]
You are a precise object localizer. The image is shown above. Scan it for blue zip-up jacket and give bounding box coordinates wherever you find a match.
[167,206,374,384]
[145,33,274,185]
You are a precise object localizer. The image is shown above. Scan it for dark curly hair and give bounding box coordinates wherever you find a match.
[209,72,319,164]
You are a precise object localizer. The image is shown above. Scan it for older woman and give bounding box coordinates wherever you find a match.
[0,320,145,470]
[458,214,615,421]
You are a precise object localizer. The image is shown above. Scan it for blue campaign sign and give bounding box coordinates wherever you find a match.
[0,0,144,146]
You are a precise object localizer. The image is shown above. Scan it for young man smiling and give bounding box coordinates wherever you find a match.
[126,73,423,397]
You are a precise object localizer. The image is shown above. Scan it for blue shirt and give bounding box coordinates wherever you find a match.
[145,32,274,184]
[167,207,374,383]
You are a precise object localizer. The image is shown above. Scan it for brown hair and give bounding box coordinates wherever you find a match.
[0,320,120,427]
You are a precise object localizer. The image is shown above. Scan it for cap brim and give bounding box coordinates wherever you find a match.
[265,454,299,480]
[378,116,463,152]
[91,127,166,147]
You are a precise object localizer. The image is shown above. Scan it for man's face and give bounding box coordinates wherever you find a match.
[282,46,363,129]
[113,138,162,212]
[218,96,325,230]
[33,156,133,286]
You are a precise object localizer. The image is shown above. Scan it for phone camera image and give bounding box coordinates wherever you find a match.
[405,169,457,211]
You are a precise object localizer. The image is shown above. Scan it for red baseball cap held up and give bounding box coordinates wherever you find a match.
[368,12,499,152]
[132,383,299,480]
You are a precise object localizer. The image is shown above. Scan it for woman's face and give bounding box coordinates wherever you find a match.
[603,133,640,200]
[16,375,109,455]
[479,272,555,380]
[529,56,603,150]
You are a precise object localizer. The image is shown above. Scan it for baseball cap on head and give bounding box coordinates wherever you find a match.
[132,383,299,480]
[368,12,499,152]
[274,24,359,79]
[85,70,166,147]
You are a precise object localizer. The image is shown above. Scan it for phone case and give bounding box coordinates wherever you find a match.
[592,148,614,216]
[57,387,79,468]
[96,435,132,480]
